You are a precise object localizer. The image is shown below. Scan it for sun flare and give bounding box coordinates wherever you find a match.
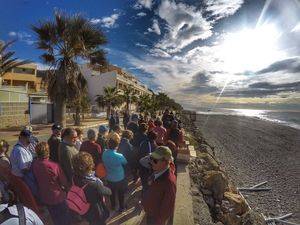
[219,23,285,72]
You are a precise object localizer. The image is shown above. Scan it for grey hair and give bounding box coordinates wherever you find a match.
[87,129,96,140]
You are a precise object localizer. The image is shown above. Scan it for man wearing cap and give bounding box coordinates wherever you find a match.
[10,130,33,178]
[48,124,62,163]
[97,125,109,151]
[24,126,39,158]
[140,146,177,225]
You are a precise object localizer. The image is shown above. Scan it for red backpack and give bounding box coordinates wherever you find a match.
[66,180,90,215]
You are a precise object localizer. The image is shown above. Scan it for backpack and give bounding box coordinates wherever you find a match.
[66,180,90,215]
[0,204,26,225]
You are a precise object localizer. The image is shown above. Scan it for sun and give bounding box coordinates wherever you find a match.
[218,23,285,72]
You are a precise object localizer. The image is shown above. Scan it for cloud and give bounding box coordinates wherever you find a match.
[133,0,153,10]
[8,31,34,45]
[149,48,171,58]
[147,19,161,35]
[136,43,148,48]
[155,0,212,53]
[221,81,300,98]
[137,12,147,17]
[182,72,219,94]
[256,57,300,74]
[204,0,244,20]
[292,22,300,32]
[90,13,120,28]
[8,31,17,36]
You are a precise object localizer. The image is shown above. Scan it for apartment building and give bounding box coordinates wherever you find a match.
[2,63,42,92]
[81,64,152,104]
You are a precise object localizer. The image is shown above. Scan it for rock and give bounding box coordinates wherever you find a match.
[240,210,267,225]
[221,200,231,213]
[191,187,200,196]
[199,144,215,156]
[203,195,215,208]
[221,212,242,225]
[203,170,229,201]
[202,188,213,195]
[215,222,224,225]
[198,153,220,171]
[223,192,249,216]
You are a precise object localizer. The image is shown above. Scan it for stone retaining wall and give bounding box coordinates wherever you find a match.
[0,114,29,129]
[180,112,266,225]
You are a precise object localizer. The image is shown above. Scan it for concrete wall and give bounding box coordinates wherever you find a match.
[0,114,29,129]
[0,102,29,128]
[81,65,117,104]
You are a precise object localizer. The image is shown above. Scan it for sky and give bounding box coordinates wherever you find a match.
[1,0,300,110]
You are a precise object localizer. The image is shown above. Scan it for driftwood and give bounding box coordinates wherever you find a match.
[238,181,271,192]
[275,219,300,225]
[265,213,293,222]
[238,188,271,192]
[265,213,298,225]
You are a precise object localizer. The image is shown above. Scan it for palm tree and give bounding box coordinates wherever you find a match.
[138,94,153,114]
[32,12,107,127]
[0,40,30,82]
[155,92,169,112]
[120,85,138,113]
[96,86,122,118]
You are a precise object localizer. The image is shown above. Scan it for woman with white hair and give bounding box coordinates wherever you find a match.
[80,129,102,166]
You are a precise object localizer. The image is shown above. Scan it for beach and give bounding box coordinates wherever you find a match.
[195,114,300,222]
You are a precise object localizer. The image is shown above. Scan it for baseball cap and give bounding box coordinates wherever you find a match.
[24,125,33,133]
[131,114,139,122]
[19,129,31,137]
[151,146,173,161]
[99,125,109,133]
[52,124,62,131]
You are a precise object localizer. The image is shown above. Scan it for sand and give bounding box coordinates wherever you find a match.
[195,114,300,223]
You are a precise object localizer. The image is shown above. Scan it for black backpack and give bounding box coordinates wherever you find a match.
[0,204,26,225]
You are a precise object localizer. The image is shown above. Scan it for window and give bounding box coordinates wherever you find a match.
[13,67,35,75]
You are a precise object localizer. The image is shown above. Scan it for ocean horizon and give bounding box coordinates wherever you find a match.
[195,108,300,130]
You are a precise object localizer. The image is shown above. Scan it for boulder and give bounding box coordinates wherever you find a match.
[223,192,249,216]
[240,210,267,225]
[221,212,242,225]
[198,153,220,171]
[203,170,229,201]
[199,144,215,156]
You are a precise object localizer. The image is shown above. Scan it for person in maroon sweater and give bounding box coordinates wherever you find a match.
[32,142,71,225]
[80,129,102,165]
[140,146,176,225]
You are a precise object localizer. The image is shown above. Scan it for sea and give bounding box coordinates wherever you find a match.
[196,108,300,130]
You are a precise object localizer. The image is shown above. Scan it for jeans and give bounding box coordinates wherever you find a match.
[107,179,127,210]
[47,201,71,225]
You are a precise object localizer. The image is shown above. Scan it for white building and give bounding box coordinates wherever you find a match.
[81,64,152,105]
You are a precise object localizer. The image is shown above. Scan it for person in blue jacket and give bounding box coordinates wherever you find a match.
[102,137,127,212]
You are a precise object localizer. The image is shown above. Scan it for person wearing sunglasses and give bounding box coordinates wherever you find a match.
[140,146,176,225]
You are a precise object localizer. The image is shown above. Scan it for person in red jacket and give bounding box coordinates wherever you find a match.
[140,146,176,225]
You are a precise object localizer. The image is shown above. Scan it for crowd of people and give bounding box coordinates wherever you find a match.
[0,109,185,225]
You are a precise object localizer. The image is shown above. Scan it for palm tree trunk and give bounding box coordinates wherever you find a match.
[74,106,81,126]
[54,99,67,127]
[107,105,111,119]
